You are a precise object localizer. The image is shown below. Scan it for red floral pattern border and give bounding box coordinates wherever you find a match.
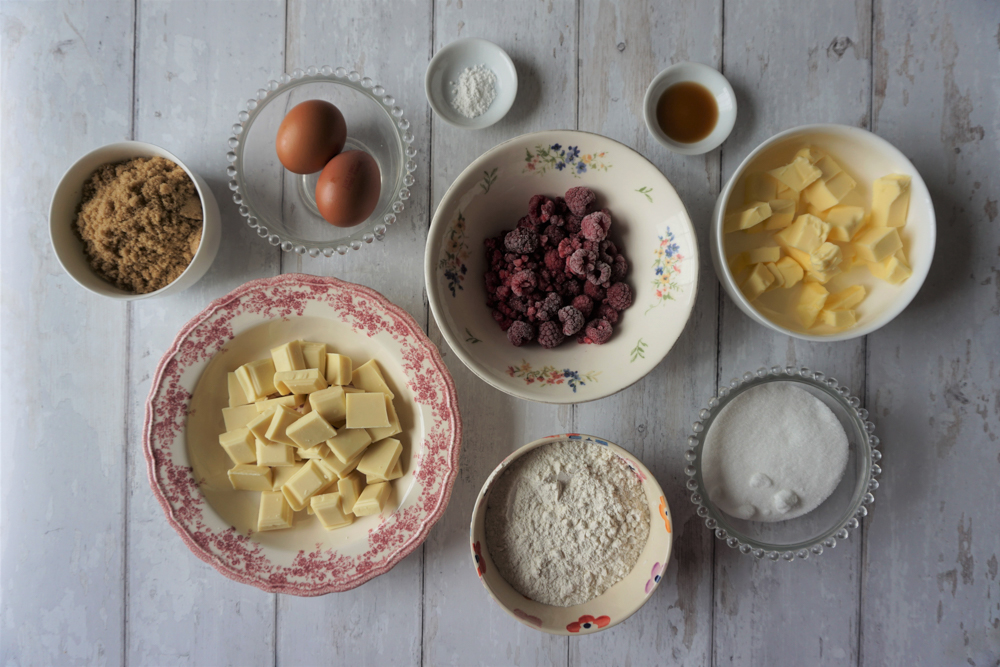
[143,274,463,596]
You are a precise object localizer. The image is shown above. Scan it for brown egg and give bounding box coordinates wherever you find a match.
[275,100,347,174]
[315,150,381,227]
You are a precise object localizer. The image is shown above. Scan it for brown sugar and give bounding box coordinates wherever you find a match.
[73,157,203,294]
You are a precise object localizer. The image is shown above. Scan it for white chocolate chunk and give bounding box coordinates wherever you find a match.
[281,460,331,512]
[270,341,306,373]
[300,342,327,378]
[235,359,277,402]
[273,369,328,395]
[286,411,337,448]
[351,360,395,399]
[227,464,273,491]
[255,394,305,413]
[311,492,354,530]
[326,353,353,385]
[326,428,372,464]
[345,392,391,429]
[258,491,294,532]
[246,408,276,443]
[337,471,365,514]
[219,427,257,465]
[367,394,403,442]
[222,404,259,432]
[356,437,403,479]
[264,404,301,446]
[256,438,296,467]
[353,482,391,517]
[228,372,251,407]
[309,385,347,424]
[271,462,305,491]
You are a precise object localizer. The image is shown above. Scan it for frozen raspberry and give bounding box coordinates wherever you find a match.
[564,215,583,234]
[539,199,556,223]
[558,236,582,259]
[492,309,513,331]
[582,318,613,345]
[610,254,628,282]
[564,186,597,216]
[554,196,568,214]
[558,306,585,336]
[584,280,606,301]
[542,224,566,247]
[516,215,536,230]
[509,269,537,297]
[559,279,582,298]
[532,292,562,321]
[528,195,548,223]
[537,321,566,349]
[496,285,511,300]
[601,239,618,257]
[587,261,611,286]
[581,212,611,241]
[505,227,539,254]
[507,320,535,347]
[571,294,595,318]
[567,248,597,277]
[596,303,619,324]
[509,296,529,313]
[606,282,632,310]
[542,248,563,273]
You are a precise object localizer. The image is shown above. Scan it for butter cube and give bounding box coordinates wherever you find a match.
[235,359,277,402]
[871,173,911,227]
[367,395,403,442]
[256,438,296,467]
[763,262,785,290]
[345,392,391,429]
[803,266,841,285]
[316,447,362,479]
[768,157,822,192]
[357,437,403,479]
[351,360,395,399]
[744,172,780,203]
[286,411,337,448]
[297,444,327,459]
[273,369,328,395]
[311,493,354,530]
[796,283,830,328]
[227,464,273,491]
[774,214,830,253]
[246,409,276,442]
[366,459,404,484]
[783,246,813,272]
[300,342,327,378]
[309,385,347,424]
[854,226,902,263]
[774,184,797,202]
[228,372,251,407]
[255,394,305,413]
[774,256,804,288]
[326,428,372,464]
[724,202,772,233]
[219,428,257,465]
[795,146,826,164]
[820,309,857,329]
[802,170,856,211]
[281,460,332,512]
[271,462,304,491]
[764,199,796,230]
[747,246,782,264]
[222,404,259,432]
[826,285,867,310]
[258,491,294,532]
[728,252,751,277]
[740,263,775,302]
[825,206,866,242]
[326,353,353,385]
[816,157,844,181]
[868,250,912,284]
[337,471,365,514]
[353,482,391,517]
[270,341,306,373]
[810,243,843,273]
[264,404,301,446]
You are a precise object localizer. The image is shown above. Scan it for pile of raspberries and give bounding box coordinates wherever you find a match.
[484,187,632,348]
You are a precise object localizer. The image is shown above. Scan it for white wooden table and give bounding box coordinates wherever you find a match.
[4,1,999,665]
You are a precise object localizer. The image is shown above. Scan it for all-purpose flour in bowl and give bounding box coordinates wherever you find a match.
[483,441,650,607]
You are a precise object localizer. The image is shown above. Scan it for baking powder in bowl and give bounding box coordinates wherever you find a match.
[449,64,497,119]
[484,441,650,607]
[702,383,849,522]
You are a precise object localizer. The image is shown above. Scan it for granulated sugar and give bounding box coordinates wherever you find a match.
[449,64,497,118]
[702,383,849,522]
[484,441,649,607]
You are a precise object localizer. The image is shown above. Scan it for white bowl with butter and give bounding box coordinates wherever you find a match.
[711,124,936,341]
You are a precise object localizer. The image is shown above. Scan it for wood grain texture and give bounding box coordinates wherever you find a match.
[715,0,872,664]
[0,3,133,665]
[125,3,284,665]
[422,2,578,665]
[574,0,719,664]
[863,2,1000,665]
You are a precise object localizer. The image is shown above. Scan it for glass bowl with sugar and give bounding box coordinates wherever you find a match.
[685,366,880,561]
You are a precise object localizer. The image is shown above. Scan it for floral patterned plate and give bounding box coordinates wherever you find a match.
[469,434,674,635]
[143,274,462,595]
[425,130,698,403]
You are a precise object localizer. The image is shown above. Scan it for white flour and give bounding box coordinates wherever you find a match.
[449,64,497,118]
[484,441,650,607]
[702,383,849,522]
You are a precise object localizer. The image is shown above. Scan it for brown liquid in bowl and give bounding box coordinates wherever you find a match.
[656,81,719,144]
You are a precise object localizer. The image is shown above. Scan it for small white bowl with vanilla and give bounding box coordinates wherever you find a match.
[711,124,936,341]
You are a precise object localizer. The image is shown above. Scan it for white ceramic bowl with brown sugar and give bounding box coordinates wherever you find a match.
[49,141,221,300]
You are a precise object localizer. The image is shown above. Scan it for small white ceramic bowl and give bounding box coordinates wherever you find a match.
[425,38,517,129]
[710,124,936,341]
[50,141,221,300]
[642,62,737,155]
[470,434,674,635]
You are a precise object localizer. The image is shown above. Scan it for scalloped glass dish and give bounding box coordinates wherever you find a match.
[227,66,417,256]
[685,367,881,561]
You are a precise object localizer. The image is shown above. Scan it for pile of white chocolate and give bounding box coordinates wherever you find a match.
[217,340,405,533]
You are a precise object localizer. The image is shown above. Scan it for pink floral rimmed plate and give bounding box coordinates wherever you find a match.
[143,273,462,595]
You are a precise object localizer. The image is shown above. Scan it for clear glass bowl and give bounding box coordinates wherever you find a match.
[226,66,417,256]
[684,366,881,561]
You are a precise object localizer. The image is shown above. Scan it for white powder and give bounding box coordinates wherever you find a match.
[484,441,650,607]
[702,383,849,522]
[449,64,497,118]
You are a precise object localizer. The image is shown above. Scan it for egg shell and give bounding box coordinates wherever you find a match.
[315,150,381,228]
[276,100,347,174]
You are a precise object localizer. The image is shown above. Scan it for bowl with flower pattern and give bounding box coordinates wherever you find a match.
[143,274,462,595]
[469,434,674,635]
[424,130,698,403]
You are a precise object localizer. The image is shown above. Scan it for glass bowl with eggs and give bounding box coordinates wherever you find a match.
[685,366,881,561]
[227,67,417,256]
